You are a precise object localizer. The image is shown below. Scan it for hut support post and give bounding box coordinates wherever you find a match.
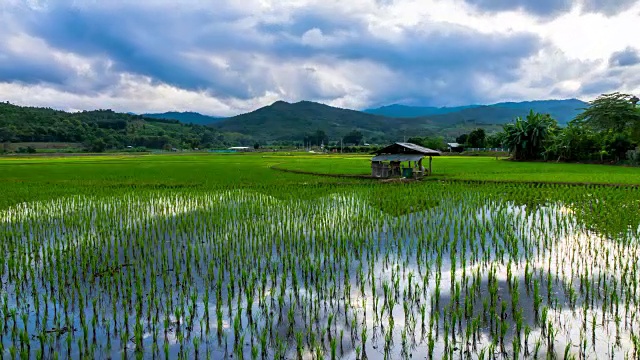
[429,156,432,176]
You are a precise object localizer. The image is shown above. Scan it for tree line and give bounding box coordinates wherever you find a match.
[409,93,640,164]
[501,93,640,163]
[0,103,231,152]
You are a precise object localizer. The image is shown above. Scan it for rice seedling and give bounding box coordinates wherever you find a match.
[0,159,639,359]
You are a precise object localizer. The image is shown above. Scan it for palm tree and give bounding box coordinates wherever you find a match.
[503,110,556,160]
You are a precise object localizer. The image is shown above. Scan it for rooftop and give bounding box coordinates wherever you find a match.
[373,142,441,156]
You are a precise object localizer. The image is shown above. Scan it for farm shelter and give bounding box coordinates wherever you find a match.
[447,142,464,153]
[371,142,441,178]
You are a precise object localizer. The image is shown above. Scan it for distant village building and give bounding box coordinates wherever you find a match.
[228,146,251,152]
[371,142,440,178]
[447,142,464,153]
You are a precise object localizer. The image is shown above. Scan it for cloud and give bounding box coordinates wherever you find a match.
[581,0,639,16]
[0,0,638,114]
[2,1,541,107]
[461,0,573,17]
[609,47,640,67]
[462,0,639,18]
[579,77,622,95]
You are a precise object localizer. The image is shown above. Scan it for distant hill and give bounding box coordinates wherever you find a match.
[366,99,588,124]
[489,99,588,123]
[1,98,592,150]
[143,111,224,125]
[214,100,440,143]
[214,99,588,143]
[0,103,232,151]
[364,104,481,118]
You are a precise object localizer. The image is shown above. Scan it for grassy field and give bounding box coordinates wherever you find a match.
[272,154,640,185]
[2,153,640,210]
[0,153,367,209]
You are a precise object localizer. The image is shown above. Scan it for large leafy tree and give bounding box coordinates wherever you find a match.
[466,128,486,147]
[503,110,557,160]
[574,93,640,137]
[407,136,446,150]
[546,123,598,161]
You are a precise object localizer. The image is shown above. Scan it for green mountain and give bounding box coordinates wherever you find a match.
[364,104,481,118]
[0,102,232,151]
[142,111,224,125]
[366,99,588,124]
[214,100,438,143]
[214,99,588,143]
[0,98,592,151]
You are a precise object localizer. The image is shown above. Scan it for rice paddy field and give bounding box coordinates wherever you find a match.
[1,153,640,359]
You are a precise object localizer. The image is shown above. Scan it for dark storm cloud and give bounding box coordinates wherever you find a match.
[609,47,640,67]
[0,52,70,86]
[19,6,267,99]
[255,10,541,105]
[3,2,544,106]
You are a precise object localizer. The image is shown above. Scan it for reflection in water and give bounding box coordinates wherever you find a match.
[0,188,639,359]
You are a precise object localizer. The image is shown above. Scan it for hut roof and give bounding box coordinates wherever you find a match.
[373,142,441,156]
[372,154,425,162]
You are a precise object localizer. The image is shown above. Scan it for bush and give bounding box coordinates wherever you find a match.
[16,146,37,154]
[626,148,640,166]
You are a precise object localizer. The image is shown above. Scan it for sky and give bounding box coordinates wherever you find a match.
[0,0,639,116]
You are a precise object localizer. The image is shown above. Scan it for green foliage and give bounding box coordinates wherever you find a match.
[0,102,232,151]
[407,136,446,150]
[455,133,468,144]
[545,124,598,161]
[466,128,486,147]
[543,93,639,162]
[574,93,640,136]
[503,110,557,160]
[485,132,504,148]
[303,129,329,146]
[342,130,364,145]
[142,111,223,125]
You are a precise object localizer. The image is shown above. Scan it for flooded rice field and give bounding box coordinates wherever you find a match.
[1,183,639,359]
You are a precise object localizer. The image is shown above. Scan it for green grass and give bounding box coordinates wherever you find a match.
[2,152,640,211]
[274,155,640,185]
[0,153,366,209]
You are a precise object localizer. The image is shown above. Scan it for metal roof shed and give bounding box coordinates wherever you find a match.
[371,142,441,178]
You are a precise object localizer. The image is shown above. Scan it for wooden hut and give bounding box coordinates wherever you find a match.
[371,142,441,178]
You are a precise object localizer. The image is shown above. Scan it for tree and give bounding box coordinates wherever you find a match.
[407,136,445,151]
[304,130,328,146]
[342,130,364,145]
[86,138,107,153]
[253,142,260,150]
[603,131,633,161]
[546,123,597,161]
[485,133,504,148]
[455,134,468,145]
[503,110,557,160]
[466,128,486,148]
[574,93,640,137]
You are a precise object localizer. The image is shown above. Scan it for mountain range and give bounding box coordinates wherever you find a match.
[363,99,587,122]
[210,98,588,142]
[142,99,588,130]
[2,98,589,149]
